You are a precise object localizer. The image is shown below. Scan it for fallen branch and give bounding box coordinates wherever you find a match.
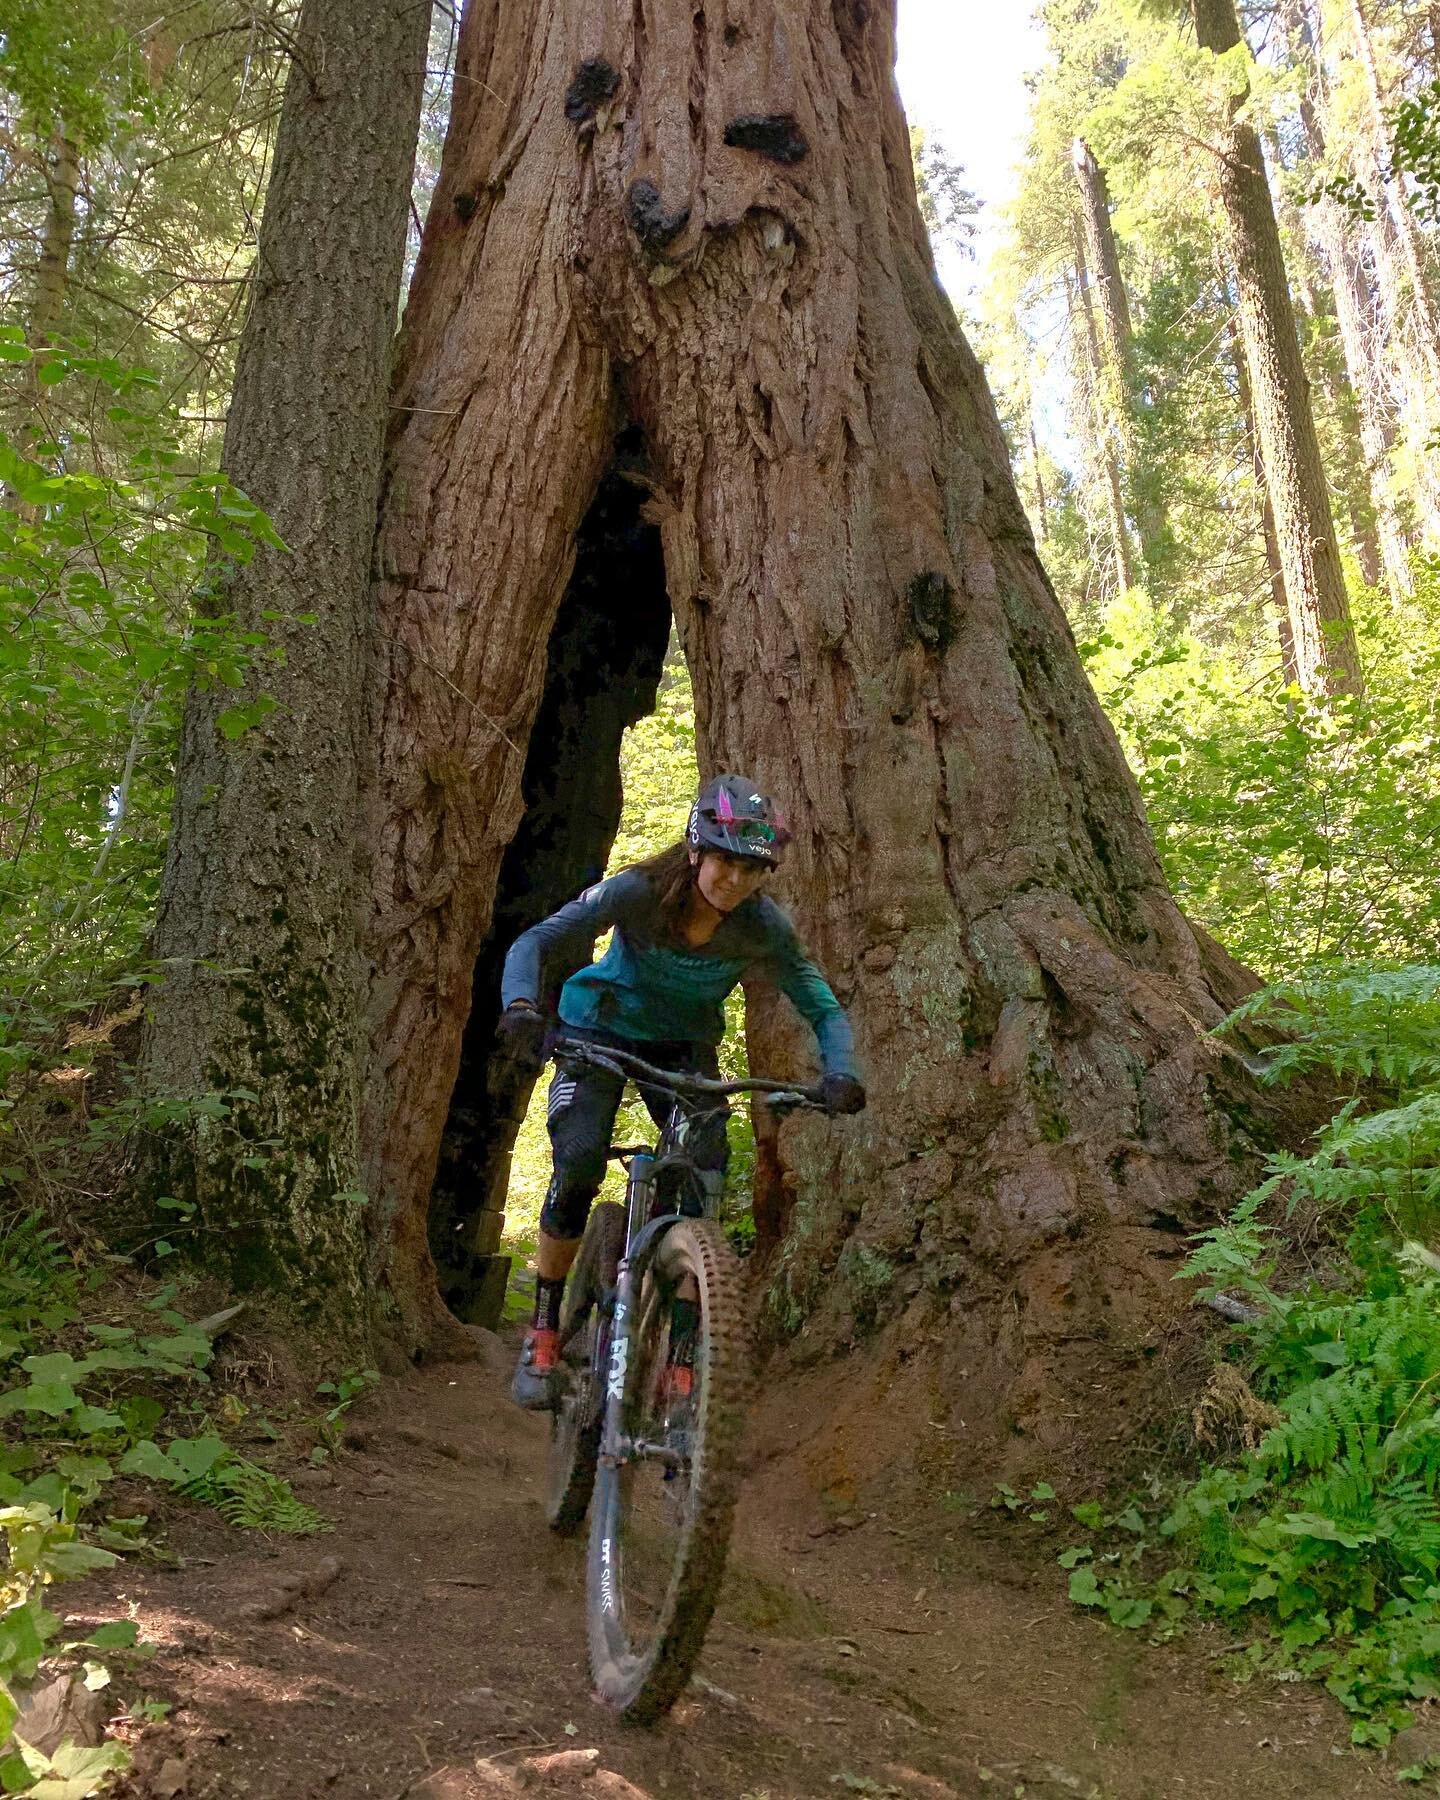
[1202,1293,1266,1324]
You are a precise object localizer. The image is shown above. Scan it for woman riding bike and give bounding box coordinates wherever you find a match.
[497,773,866,1409]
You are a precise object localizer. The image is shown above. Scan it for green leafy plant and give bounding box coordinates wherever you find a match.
[992,1480,1058,1523]
[312,1366,380,1459]
[0,1500,135,1794]
[178,1448,328,1537]
[1065,964,1440,1742]
[1080,582,1440,978]
[0,345,288,1237]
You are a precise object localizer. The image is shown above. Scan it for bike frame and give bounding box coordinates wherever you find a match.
[546,1035,827,1714]
[548,1037,818,1476]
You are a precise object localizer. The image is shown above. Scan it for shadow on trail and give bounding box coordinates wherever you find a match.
[99,1338,1393,1800]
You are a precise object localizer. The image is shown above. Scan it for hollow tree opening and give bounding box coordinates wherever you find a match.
[365,0,1288,1460]
[428,430,671,1323]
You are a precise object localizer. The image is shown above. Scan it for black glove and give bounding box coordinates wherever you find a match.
[497,1002,549,1071]
[821,1073,866,1116]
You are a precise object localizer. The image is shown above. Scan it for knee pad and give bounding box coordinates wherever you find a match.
[539,1157,606,1239]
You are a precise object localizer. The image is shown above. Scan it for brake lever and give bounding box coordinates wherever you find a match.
[764,1089,827,1119]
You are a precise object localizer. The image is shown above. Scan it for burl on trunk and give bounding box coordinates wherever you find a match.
[364,0,1268,1438]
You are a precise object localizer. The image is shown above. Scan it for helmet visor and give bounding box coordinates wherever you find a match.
[703,812,776,847]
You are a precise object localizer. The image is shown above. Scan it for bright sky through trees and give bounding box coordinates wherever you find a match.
[895,1,1045,300]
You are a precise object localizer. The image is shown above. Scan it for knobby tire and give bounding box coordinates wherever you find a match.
[545,1202,625,1535]
[586,1216,751,1722]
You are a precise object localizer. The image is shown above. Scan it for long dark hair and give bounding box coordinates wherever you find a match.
[624,840,696,941]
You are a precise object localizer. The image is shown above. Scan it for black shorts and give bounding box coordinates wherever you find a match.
[539,1029,729,1239]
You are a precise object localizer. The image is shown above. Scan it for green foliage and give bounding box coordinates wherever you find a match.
[0,342,283,1026]
[1068,961,1440,1741]
[992,1480,1057,1524]
[1190,963,1440,1279]
[176,1448,328,1536]
[0,1199,348,1785]
[0,345,288,1241]
[0,0,149,147]
[910,127,979,260]
[311,1366,380,1460]
[0,1500,133,1796]
[1080,571,1440,974]
[1391,80,1440,227]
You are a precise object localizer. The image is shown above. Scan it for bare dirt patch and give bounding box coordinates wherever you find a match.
[65,1330,1400,1800]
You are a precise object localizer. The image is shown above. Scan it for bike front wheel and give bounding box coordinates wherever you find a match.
[586,1216,751,1722]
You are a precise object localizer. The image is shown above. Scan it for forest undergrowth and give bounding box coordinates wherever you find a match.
[4,323,1440,1800]
[4,0,1440,1788]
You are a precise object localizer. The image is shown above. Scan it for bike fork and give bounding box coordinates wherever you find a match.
[601,1252,635,1467]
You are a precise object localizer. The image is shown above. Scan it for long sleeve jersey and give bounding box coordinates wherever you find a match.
[500,869,856,1078]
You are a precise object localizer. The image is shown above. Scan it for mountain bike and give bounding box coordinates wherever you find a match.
[541,1033,825,1723]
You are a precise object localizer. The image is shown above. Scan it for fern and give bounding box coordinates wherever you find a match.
[1225,963,1440,1088]
[1140,963,1440,1739]
[179,1453,329,1535]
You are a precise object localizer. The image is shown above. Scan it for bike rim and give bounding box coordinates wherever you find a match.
[592,1265,703,1680]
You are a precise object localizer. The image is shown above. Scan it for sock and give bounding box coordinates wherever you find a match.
[533,1274,566,1333]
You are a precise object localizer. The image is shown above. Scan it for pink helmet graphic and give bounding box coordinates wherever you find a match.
[686,774,789,865]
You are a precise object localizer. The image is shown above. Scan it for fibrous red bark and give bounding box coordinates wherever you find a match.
[363,0,1278,1440]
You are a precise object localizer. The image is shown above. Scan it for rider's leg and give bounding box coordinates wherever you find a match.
[536,1230,582,1281]
[511,1058,623,1410]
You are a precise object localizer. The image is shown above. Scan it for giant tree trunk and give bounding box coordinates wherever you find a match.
[1230,317,1300,683]
[1070,137,1166,567]
[1068,240,1136,595]
[361,0,1284,1445]
[1190,0,1363,695]
[1279,0,1414,596]
[142,0,430,1336]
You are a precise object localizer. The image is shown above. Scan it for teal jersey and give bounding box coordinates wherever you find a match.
[501,869,855,1077]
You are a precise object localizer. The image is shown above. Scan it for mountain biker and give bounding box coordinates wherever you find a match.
[496,773,866,1409]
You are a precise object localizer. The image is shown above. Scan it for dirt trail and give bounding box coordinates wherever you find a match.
[86,1333,1398,1800]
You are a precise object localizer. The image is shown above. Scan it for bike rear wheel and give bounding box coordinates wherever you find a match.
[586,1216,750,1721]
[545,1202,625,1535]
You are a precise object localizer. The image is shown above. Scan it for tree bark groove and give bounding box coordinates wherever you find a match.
[143,0,431,1335]
[366,0,1280,1444]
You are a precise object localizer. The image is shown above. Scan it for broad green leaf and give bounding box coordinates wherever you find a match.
[116,1441,181,1483]
[162,1435,226,1482]
[1068,1567,1102,1607]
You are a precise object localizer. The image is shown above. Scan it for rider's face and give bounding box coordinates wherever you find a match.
[694,849,770,913]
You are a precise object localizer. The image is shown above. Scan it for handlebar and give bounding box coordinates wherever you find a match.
[550,1034,826,1114]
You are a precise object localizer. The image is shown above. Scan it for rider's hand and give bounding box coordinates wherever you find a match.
[497,1001,549,1072]
[821,1073,866,1116]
